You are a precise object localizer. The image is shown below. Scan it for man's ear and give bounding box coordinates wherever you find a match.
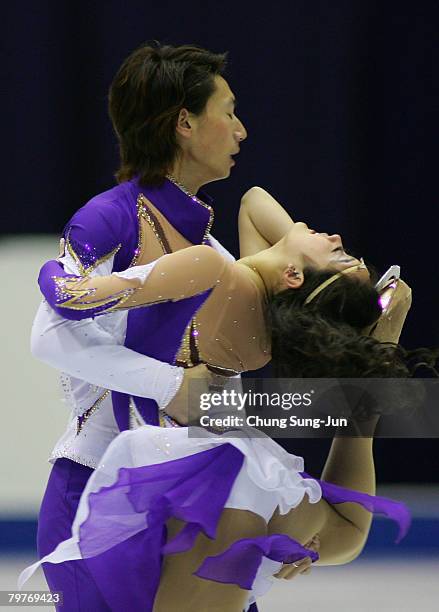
[176,108,192,138]
[282,265,304,290]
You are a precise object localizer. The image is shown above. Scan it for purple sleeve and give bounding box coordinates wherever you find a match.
[38,196,134,320]
[38,259,130,320]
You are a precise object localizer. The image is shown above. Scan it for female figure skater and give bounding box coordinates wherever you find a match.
[21,186,414,611]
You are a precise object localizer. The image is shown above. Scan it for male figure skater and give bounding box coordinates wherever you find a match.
[32,41,248,610]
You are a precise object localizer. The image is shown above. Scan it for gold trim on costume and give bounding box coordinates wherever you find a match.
[65,231,122,277]
[54,277,136,312]
[138,195,169,253]
[166,174,214,244]
[76,390,111,435]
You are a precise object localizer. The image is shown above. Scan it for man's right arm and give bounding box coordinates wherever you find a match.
[32,197,185,409]
[31,299,184,408]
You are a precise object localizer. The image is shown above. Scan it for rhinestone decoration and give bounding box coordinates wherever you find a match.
[49,448,98,469]
[166,174,214,244]
[76,390,111,435]
[54,275,137,313]
[66,230,122,277]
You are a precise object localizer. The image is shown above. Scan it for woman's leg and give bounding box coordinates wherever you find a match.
[153,508,267,612]
[37,458,111,612]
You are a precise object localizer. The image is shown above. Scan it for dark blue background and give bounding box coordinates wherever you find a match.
[5,1,438,480]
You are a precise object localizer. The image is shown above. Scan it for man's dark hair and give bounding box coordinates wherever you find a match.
[108,41,228,186]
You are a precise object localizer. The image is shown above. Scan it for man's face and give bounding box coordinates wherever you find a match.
[188,75,247,183]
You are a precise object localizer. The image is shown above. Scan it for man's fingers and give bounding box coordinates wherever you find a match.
[273,557,312,580]
[304,534,320,551]
[283,557,313,580]
[273,536,320,580]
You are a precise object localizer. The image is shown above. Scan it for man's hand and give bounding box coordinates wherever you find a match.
[164,364,222,425]
[273,534,320,580]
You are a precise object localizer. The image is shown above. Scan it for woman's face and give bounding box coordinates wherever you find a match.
[285,222,366,273]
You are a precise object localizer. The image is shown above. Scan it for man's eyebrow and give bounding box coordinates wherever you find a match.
[228,96,237,107]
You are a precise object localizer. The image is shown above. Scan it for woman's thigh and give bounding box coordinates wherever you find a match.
[153,508,267,612]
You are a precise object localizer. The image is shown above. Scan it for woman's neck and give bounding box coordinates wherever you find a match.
[236,251,282,298]
[237,239,303,297]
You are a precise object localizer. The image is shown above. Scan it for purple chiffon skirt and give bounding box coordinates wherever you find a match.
[31,438,411,612]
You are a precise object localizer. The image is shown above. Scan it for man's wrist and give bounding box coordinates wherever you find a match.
[158,365,184,409]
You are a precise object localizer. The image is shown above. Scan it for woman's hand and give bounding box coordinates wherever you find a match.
[364,279,412,344]
[273,534,321,580]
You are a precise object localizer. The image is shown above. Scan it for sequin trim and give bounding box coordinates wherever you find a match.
[59,372,75,411]
[205,363,241,376]
[129,194,170,269]
[128,198,145,269]
[159,410,182,427]
[177,321,195,367]
[76,390,111,435]
[49,448,98,470]
[129,397,146,429]
[139,195,172,253]
[166,174,214,244]
[131,193,203,369]
[65,230,122,277]
[54,277,137,313]
[191,317,200,359]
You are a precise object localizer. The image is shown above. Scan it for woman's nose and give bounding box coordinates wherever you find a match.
[329,233,341,242]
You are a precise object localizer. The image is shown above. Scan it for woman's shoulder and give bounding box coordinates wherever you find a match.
[166,244,233,275]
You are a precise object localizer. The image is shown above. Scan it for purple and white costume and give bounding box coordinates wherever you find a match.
[31,177,235,469]
[22,177,411,611]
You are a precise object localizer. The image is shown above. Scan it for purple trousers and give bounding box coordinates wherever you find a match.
[38,458,162,611]
[37,458,259,612]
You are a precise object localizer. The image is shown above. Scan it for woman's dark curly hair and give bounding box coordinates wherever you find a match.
[267,266,437,379]
[108,41,227,187]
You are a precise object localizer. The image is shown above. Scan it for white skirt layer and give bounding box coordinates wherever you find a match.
[19,425,322,609]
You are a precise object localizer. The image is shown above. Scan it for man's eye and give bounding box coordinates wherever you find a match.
[227,113,234,118]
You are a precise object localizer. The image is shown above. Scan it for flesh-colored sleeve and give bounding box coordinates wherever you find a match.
[40,245,228,320]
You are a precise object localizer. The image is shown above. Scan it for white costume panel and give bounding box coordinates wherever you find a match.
[31,235,236,468]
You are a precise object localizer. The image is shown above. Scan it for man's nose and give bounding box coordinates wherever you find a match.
[235,117,248,142]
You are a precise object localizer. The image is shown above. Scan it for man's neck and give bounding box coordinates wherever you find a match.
[168,161,208,194]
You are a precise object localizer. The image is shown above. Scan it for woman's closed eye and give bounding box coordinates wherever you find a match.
[333,246,358,262]
[333,246,352,256]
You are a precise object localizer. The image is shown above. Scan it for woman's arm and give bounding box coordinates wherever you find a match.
[268,419,378,567]
[40,245,227,320]
[238,187,295,257]
[315,418,379,565]
[270,287,413,567]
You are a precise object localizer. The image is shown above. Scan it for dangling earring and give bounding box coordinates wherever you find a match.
[288,264,300,278]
